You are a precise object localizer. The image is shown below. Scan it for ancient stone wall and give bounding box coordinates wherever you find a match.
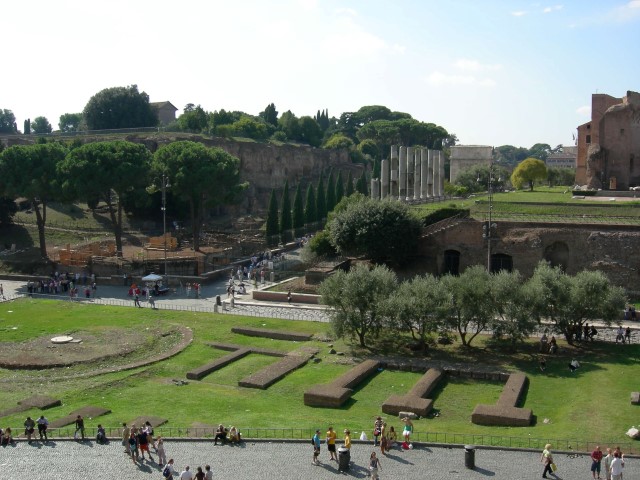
[420,219,640,295]
[449,145,492,183]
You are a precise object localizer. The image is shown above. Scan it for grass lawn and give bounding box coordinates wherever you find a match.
[1,299,639,451]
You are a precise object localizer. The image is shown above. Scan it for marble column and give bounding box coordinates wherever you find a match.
[438,150,445,197]
[399,146,407,200]
[406,146,414,201]
[427,149,434,198]
[390,146,399,199]
[381,158,389,199]
[420,148,428,198]
[371,177,380,200]
[414,148,421,200]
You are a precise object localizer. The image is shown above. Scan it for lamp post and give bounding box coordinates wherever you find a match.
[161,174,170,284]
[479,154,499,272]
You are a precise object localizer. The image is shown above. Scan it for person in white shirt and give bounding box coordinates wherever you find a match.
[610,451,624,480]
[180,465,194,480]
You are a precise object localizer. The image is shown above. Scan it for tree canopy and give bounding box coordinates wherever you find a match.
[59,113,83,133]
[511,157,548,191]
[31,116,52,134]
[0,109,18,133]
[327,196,421,266]
[58,141,152,256]
[152,141,247,251]
[83,85,157,130]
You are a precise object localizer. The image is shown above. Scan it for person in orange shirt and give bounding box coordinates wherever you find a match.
[326,426,338,461]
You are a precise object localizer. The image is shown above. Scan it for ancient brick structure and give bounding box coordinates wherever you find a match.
[576,91,640,189]
[420,219,640,296]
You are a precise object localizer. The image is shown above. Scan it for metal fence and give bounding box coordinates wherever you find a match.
[28,427,640,454]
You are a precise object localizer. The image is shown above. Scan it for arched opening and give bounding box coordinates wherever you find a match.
[544,241,569,271]
[443,249,461,275]
[490,253,512,273]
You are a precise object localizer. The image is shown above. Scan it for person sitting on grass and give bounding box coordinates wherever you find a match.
[569,359,580,373]
[539,356,547,372]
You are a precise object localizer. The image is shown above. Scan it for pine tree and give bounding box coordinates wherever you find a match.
[279,180,292,243]
[325,170,336,213]
[292,183,305,235]
[345,171,354,197]
[316,173,326,221]
[304,183,316,225]
[265,189,280,245]
[335,171,344,206]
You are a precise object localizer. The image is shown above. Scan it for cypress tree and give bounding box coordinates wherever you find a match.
[345,171,354,197]
[325,170,336,213]
[24,118,31,134]
[292,183,305,235]
[316,173,326,221]
[304,183,316,225]
[356,170,369,196]
[373,158,381,179]
[335,171,344,206]
[265,189,279,245]
[279,180,292,243]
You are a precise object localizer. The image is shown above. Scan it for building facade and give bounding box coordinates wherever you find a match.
[449,145,493,183]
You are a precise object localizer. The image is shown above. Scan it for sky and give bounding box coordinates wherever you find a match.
[1,0,639,149]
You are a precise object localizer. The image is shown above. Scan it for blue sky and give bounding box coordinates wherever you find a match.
[2,0,638,148]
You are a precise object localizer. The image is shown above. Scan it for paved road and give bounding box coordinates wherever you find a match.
[0,440,634,480]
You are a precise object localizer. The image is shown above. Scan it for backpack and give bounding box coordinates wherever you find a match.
[311,437,315,445]
[162,465,171,478]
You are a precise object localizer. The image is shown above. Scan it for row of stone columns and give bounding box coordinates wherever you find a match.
[371,146,445,201]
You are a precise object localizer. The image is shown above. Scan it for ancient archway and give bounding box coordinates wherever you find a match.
[443,249,461,275]
[543,241,569,271]
[490,253,513,273]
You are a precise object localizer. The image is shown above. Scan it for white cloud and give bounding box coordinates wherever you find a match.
[335,7,357,16]
[608,1,640,22]
[629,0,640,8]
[426,71,496,88]
[576,105,591,117]
[454,59,502,72]
[511,11,528,16]
[543,5,563,13]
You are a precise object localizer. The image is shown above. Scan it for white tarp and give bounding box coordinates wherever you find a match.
[141,273,163,282]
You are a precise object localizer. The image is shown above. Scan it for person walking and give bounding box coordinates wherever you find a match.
[74,414,85,440]
[163,459,177,480]
[401,417,413,445]
[204,465,213,480]
[326,426,338,462]
[179,465,193,480]
[373,416,383,446]
[369,452,382,480]
[541,443,554,478]
[134,293,142,308]
[121,423,131,454]
[312,429,321,465]
[156,437,167,466]
[194,467,205,480]
[591,445,603,479]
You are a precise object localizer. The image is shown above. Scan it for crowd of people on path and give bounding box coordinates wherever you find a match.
[26,271,97,299]
[541,444,626,480]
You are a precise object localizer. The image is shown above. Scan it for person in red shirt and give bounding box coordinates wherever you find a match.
[591,445,603,479]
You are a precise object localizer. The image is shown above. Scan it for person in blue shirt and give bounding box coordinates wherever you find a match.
[312,429,321,465]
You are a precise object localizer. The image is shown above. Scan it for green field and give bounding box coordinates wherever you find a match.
[1,298,639,451]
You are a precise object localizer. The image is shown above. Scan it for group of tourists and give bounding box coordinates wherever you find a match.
[27,272,97,299]
[541,444,626,480]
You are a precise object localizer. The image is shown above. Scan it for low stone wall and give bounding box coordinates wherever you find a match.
[304,359,380,408]
[382,368,443,417]
[186,348,250,380]
[231,327,312,342]
[251,290,320,304]
[471,373,532,427]
[239,348,318,389]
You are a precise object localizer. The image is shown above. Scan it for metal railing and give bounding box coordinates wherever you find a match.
[21,427,640,454]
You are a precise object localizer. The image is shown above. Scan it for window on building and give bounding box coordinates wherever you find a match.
[586,135,591,144]
[443,250,460,276]
[490,253,512,273]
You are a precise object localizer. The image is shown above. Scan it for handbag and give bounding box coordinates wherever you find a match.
[551,462,557,472]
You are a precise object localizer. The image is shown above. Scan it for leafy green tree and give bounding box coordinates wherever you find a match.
[490,270,539,348]
[177,104,208,132]
[440,266,495,347]
[547,167,575,187]
[231,116,268,140]
[278,110,300,141]
[83,85,157,130]
[323,134,354,150]
[335,171,344,205]
[384,275,446,349]
[345,171,354,197]
[325,171,336,213]
[209,109,238,129]
[529,262,625,343]
[265,189,279,244]
[59,141,151,256]
[0,143,67,257]
[152,141,247,251]
[494,145,529,166]
[279,180,292,243]
[298,116,322,147]
[528,143,552,161]
[316,173,326,221]
[454,164,509,193]
[31,116,52,134]
[23,119,31,134]
[319,263,398,347]
[357,138,379,159]
[292,183,305,235]
[511,157,548,191]
[0,109,18,133]
[304,183,316,225]
[306,229,337,258]
[59,113,83,133]
[260,103,278,127]
[328,196,421,266]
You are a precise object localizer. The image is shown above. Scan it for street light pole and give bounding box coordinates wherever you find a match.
[480,151,498,273]
[161,174,169,284]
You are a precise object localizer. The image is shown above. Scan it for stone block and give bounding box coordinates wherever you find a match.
[631,392,640,405]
